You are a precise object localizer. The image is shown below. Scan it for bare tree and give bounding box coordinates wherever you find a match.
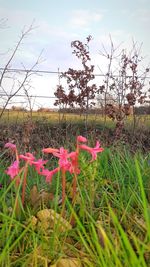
[23,85,36,121]
[97,39,150,138]
[0,23,42,119]
[97,36,123,126]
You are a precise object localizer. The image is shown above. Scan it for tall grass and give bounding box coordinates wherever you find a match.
[0,147,150,266]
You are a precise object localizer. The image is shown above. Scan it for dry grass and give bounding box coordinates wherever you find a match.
[1,110,150,127]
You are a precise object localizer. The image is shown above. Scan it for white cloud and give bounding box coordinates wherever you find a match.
[70,9,104,28]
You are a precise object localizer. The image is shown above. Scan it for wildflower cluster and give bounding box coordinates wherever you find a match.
[4,136,104,206]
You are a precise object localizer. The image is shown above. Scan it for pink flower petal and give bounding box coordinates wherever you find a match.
[6,160,19,179]
[42,148,59,154]
[79,144,91,152]
[79,141,104,161]
[19,153,35,162]
[4,142,16,151]
[32,159,48,173]
[68,151,80,174]
[41,167,59,183]
[77,136,87,143]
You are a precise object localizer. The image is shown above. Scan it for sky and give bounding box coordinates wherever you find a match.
[0,0,150,109]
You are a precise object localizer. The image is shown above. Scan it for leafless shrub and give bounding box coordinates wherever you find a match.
[97,39,150,138]
[0,23,42,119]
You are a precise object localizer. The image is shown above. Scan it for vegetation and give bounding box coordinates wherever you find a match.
[54,35,150,139]
[0,140,150,266]
[0,25,150,267]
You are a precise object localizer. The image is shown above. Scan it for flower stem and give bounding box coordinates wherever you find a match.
[22,164,28,206]
[61,168,66,205]
[72,173,77,203]
[72,142,79,203]
[14,177,21,217]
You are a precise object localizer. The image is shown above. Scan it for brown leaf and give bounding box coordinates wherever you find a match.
[29,185,54,208]
[37,209,72,232]
[57,258,81,267]
[29,185,40,206]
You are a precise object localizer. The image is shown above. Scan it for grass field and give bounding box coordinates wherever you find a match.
[1,110,150,128]
[0,110,114,126]
[0,141,150,266]
[1,110,150,155]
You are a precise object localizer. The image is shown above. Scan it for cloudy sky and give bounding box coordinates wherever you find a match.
[0,0,150,108]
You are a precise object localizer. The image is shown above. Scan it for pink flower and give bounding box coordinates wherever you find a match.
[4,142,16,151]
[53,147,71,170]
[19,152,35,163]
[77,136,87,143]
[68,151,80,174]
[32,159,48,173]
[41,167,59,183]
[79,141,104,161]
[43,145,81,175]
[6,160,19,179]
[43,146,71,171]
